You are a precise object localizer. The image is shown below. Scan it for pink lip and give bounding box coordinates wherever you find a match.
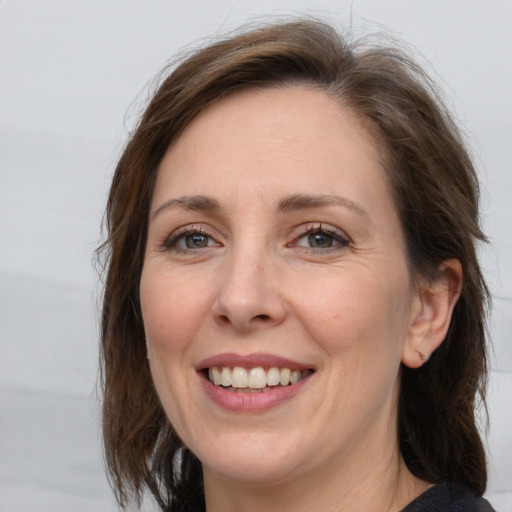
[196,352,312,371]
[196,353,315,412]
[199,373,312,412]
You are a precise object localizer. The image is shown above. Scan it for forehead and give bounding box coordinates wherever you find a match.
[154,86,390,211]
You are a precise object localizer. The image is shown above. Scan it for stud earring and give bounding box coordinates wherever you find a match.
[418,351,430,362]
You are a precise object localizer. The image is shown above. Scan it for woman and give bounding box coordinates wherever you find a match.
[99,19,495,511]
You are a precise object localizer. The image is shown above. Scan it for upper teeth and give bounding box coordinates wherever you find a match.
[208,366,307,389]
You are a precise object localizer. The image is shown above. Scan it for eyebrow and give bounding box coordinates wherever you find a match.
[152,195,221,219]
[277,193,369,218]
[152,193,369,220]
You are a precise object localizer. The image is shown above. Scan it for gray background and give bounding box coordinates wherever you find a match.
[0,1,510,510]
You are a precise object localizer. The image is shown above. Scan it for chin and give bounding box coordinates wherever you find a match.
[194,430,307,486]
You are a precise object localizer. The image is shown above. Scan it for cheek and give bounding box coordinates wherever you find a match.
[140,268,214,368]
[139,269,210,428]
[140,268,222,449]
[289,266,411,362]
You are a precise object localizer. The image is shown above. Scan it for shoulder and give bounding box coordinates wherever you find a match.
[402,483,496,512]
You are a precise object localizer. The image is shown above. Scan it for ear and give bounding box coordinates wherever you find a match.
[402,259,463,369]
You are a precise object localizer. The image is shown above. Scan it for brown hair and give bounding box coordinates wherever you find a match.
[98,18,490,510]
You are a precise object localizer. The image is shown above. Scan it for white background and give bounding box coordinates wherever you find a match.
[0,1,510,510]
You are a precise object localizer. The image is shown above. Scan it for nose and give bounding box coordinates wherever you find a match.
[212,249,287,332]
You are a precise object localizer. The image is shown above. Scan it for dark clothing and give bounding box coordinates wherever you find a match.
[402,483,496,511]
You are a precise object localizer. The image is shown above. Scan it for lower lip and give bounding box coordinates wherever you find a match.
[200,373,312,412]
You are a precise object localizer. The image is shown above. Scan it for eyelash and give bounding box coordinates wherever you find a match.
[161,223,350,254]
[162,225,219,253]
[290,223,350,253]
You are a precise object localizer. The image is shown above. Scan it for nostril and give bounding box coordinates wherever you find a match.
[216,313,270,324]
[219,314,230,324]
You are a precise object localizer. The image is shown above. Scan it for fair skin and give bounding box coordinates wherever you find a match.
[140,86,461,512]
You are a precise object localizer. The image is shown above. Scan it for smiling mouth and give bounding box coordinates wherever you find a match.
[205,366,314,393]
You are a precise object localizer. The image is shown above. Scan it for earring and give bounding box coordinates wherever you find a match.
[418,351,430,363]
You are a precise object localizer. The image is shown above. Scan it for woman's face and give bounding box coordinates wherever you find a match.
[140,87,420,487]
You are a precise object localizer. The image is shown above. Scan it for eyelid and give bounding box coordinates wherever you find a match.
[288,222,351,250]
[158,221,350,254]
[161,224,222,252]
